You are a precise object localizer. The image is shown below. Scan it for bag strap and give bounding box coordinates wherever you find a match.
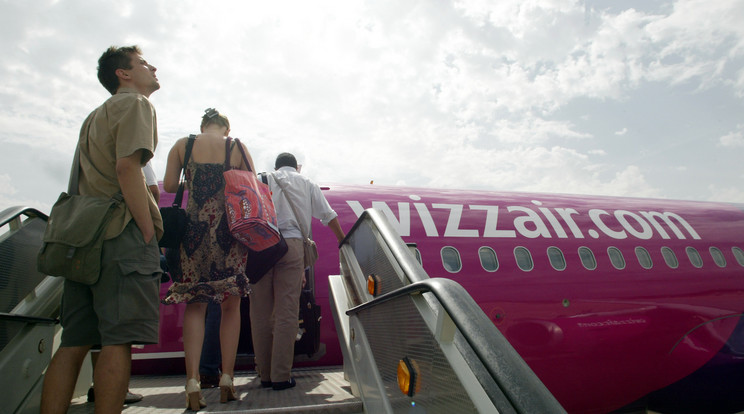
[272,173,311,240]
[68,113,97,196]
[224,137,253,173]
[173,135,196,207]
[68,146,82,195]
[224,137,233,171]
[67,142,123,204]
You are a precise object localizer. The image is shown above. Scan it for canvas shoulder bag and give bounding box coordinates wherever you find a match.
[37,145,123,285]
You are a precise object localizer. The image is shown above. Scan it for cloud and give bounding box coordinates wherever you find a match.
[0,173,54,213]
[0,174,16,196]
[605,165,661,198]
[643,0,744,91]
[1,0,743,213]
[707,185,744,203]
[392,143,661,199]
[719,124,744,147]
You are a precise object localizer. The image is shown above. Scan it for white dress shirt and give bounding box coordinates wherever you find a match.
[142,160,158,186]
[267,166,338,240]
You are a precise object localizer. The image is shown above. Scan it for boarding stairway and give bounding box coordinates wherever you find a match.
[329,208,565,413]
[0,207,62,414]
[0,205,563,413]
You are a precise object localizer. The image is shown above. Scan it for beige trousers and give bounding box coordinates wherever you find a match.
[249,238,304,383]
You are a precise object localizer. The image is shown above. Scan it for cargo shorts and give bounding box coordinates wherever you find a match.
[60,220,161,347]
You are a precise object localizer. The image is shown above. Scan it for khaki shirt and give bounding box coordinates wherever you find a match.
[77,87,163,240]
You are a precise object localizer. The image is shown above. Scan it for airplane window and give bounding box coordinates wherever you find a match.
[710,247,726,268]
[686,247,703,268]
[732,247,744,267]
[514,247,534,272]
[608,247,626,270]
[413,248,422,265]
[547,246,566,271]
[578,246,597,270]
[661,247,679,269]
[478,247,499,272]
[635,247,653,269]
[406,243,422,265]
[441,246,462,273]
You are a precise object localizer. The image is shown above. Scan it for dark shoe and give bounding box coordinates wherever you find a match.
[261,381,272,388]
[200,374,221,389]
[87,387,142,404]
[124,391,143,404]
[272,378,296,390]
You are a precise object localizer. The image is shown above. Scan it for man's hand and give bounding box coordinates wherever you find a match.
[117,150,155,243]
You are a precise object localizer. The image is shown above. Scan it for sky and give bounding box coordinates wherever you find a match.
[1,0,743,214]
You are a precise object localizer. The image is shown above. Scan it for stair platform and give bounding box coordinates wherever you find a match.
[67,366,362,414]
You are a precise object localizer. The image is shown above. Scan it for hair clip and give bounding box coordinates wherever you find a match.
[204,108,219,118]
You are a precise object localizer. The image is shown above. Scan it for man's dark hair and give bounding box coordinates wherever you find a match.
[97,45,142,95]
[275,152,298,169]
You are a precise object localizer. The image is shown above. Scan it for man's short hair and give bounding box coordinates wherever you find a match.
[275,152,298,170]
[97,45,142,95]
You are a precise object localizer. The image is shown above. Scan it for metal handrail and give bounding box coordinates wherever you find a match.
[344,208,430,283]
[344,208,566,414]
[347,278,564,413]
[0,206,47,228]
[0,312,58,325]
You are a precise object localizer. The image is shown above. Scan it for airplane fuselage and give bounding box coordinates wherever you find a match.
[138,183,744,414]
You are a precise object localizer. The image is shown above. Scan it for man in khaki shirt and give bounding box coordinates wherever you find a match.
[41,45,162,414]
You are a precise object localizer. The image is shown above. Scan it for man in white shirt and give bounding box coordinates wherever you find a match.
[250,153,344,391]
[142,161,160,204]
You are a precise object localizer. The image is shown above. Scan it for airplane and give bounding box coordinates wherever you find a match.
[130,182,744,414]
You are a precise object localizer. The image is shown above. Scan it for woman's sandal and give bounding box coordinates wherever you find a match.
[186,378,207,410]
[219,373,237,403]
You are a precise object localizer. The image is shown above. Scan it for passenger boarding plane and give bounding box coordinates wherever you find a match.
[134,182,744,414]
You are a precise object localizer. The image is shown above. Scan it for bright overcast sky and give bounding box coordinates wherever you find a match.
[1,0,743,213]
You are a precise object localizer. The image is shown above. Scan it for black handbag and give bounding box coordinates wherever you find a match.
[244,234,288,284]
[158,135,195,248]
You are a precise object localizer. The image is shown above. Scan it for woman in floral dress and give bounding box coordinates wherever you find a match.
[162,108,254,410]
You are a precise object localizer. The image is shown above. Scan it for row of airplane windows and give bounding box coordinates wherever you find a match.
[435,245,744,273]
